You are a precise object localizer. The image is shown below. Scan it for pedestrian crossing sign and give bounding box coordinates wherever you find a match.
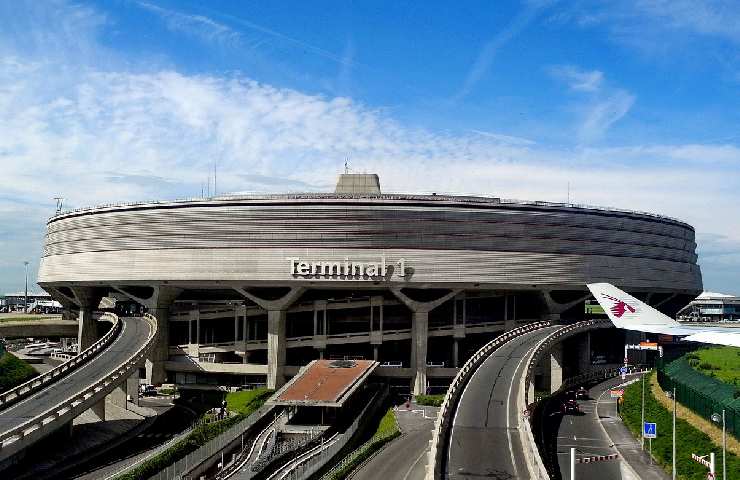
[643,422,657,438]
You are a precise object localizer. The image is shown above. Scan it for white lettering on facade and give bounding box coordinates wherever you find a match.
[286,256,405,279]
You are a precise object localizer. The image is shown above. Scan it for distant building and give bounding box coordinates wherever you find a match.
[1,292,63,314]
[677,291,740,322]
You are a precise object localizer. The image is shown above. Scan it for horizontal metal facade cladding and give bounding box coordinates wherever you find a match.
[43,200,697,264]
[37,247,702,292]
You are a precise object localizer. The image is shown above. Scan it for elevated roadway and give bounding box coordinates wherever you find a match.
[0,316,155,463]
[0,318,77,338]
[445,325,559,479]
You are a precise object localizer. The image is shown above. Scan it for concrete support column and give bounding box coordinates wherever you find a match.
[109,381,128,408]
[267,310,287,389]
[412,311,429,396]
[90,399,106,421]
[146,306,170,385]
[577,331,591,373]
[550,343,564,393]
[127,374,140,407]
[77,306,97,351]
[453,339,459,368]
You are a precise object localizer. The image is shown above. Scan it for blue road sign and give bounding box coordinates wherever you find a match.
[619,366,628,375]
[643,422,657,438]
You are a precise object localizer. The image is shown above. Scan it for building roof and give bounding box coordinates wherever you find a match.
[269,359,378,408]
[696,291,737,300]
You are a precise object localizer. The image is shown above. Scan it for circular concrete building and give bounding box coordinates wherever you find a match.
[38,174,702,393]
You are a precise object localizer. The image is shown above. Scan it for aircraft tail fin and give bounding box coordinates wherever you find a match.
[586,283,679,330]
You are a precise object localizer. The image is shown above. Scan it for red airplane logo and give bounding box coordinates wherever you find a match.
[602,294,636,318]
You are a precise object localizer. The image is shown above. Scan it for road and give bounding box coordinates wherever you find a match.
[0,317,152,437]
[556,375,668,480]
[352,403,438,480]
[446,326,559,479]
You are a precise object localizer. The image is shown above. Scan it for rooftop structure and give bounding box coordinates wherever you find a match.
[678,291,740,322]
[270,359,378,407]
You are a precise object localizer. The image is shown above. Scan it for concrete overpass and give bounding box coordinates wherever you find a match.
[0,318,77,338]
[0,314,156,468]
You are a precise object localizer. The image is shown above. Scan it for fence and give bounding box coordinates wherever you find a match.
[145,404,275,480]
[264,389,386,480]
[657,356,740,439]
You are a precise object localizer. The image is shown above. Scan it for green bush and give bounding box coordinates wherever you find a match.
[415,394,445,407]
[620,373,740,480]
[113,389,272,480]
[327,408,401,480]
[0,353,39,393]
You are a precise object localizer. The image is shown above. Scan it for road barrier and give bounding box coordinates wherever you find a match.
[427,321,551,480]
[0,314,157,461]
[0,312,121,410]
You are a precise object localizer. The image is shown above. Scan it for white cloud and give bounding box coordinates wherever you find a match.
[549,65,635,142]
[136,2,241,46]
[0,0,739,294]
[549,65,604,92]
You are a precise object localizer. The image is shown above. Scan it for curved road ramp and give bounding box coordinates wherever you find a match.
[428,319,612,479]
[0,313,157,469]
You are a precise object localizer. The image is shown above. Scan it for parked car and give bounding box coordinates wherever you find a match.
[140,384,157,397]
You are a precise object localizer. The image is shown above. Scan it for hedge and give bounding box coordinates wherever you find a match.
[415,394,445,407]
[0,352,38,393]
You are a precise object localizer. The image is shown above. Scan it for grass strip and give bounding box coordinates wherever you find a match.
[620,372,740,479]
[324,408,401,480]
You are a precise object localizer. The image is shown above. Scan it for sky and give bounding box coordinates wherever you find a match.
[1,0,739,295]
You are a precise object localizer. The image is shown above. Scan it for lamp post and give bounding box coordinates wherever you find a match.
[667,388,676,480]
[711,410,726,480]
[23,261,29,313]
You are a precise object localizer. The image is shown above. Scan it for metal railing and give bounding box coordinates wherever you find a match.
[50,191,688,226]
[428,321,551,479]
[0,314,157,459]
[265,389,385,480]
[0,312,121,410]
[144,404,276,480]
[523,319,613,405]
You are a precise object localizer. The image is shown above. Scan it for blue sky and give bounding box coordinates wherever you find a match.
[1,0,739,295]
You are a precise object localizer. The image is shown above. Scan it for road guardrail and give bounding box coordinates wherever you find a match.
[0,314,157,461]
[0,312,121,410]
[427,321,551,480]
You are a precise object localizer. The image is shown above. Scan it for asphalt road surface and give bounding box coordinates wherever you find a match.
[446,326,559,479]
[0,317,152,437]
[352,403,438,480]
[556,378,629,480]
[556,375,669,480]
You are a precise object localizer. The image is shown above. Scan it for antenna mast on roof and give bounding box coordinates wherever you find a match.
[344,158,350,174]
[53,197,64,213]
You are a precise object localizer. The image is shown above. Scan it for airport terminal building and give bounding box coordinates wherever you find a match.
[37,174,703,394]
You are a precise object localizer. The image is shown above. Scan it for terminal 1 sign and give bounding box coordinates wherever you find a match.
[287,256,406,279]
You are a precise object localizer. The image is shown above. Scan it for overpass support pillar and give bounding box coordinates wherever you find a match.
[391,288,460,396]
[90,398,106,421]
[234,286,305,390]
[550,344,563,393]
[146,306,172,385]
[70,287,103,351]
[267,309,287,389]
[412,311,429,396]
[77,307,97,351]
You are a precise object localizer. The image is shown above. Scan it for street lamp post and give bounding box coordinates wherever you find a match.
[711,410,726,480]
[23,261,29,314]
[667,387,676,480]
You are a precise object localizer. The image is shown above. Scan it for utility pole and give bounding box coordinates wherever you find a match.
[570,447,576,480]
[723,409,726,480]
[672,387,676,480]
[23,261,29,313]
[641,373,645,449]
